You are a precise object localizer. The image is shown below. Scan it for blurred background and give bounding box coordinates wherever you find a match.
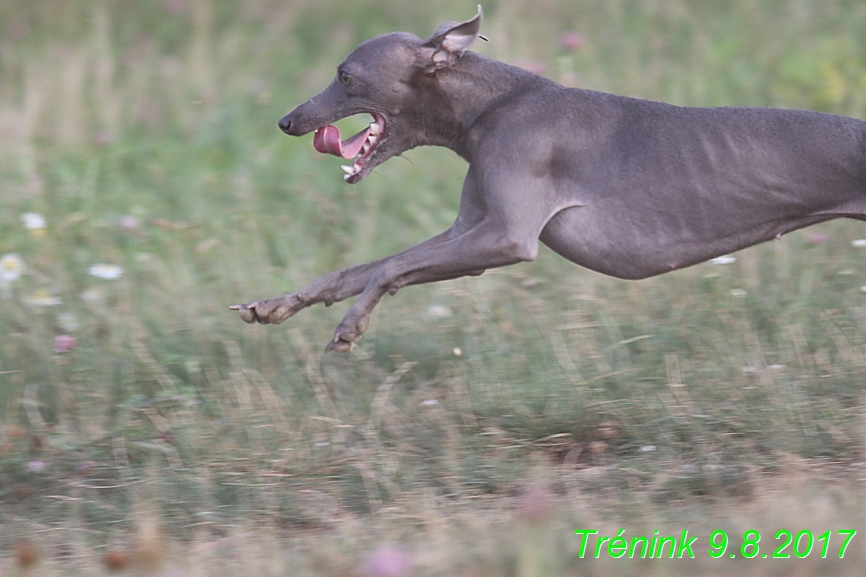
[2,1,866,575]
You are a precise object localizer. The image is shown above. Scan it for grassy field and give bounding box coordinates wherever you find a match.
[2,0,866,575]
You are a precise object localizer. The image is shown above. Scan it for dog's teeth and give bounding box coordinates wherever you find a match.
[344,173,352,181]
[341,165,354,174]
[369,122,381,135]
[361,144,370,155]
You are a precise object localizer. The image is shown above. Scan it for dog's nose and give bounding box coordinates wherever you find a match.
[278,114,292,134]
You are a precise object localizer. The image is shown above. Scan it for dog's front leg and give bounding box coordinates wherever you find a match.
[231,228,460,325]
[325,218,539,352]
[321,165,558,352]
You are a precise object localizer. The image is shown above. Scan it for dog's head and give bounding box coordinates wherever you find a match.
[278,6,483,183]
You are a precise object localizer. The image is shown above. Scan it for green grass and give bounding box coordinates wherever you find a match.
[2,0,866,575]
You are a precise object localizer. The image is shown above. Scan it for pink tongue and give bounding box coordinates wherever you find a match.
[313,125,371,159]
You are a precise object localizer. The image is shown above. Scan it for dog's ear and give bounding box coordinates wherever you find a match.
[423,5,483,70]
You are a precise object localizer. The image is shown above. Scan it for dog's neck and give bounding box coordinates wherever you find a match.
[426,52,557,158]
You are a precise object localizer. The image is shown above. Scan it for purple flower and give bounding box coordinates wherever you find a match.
[27,460,47,472]
[362,546,412,577]
[76,461,98,474]
[517,484,555,524]
[512,59,547,75]
[560,31,583,52]
[53,335,78,353]
[92,131,113,147]
[118,215,141,232]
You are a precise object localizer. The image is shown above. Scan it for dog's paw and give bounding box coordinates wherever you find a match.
[229,294,302,325]
[324,312,370,352]
[324,334,356,353]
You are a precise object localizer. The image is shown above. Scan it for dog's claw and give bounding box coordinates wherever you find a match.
[235,304,258,324]
[325,334,356,353]
[229,301,264,324]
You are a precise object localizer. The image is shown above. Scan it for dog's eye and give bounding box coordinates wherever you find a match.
[338,70,352,84]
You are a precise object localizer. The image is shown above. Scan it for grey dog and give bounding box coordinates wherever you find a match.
[233,6,866,352]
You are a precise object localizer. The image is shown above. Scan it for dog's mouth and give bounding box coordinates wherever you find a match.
[312,113,386,183]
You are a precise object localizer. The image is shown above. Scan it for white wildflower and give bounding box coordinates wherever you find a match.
[426,304,452,319]
[23,288,62,307]
[0,253,25,284]
[88,263,123,280]
[21,212,46,230]
[730,288,747,297]
[852,239,866,248]
[711,255,737,265]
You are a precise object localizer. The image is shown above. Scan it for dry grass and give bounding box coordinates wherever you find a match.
[5,465,865,575]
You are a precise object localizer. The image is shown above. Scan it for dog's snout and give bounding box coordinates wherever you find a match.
[278,114,292,134]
